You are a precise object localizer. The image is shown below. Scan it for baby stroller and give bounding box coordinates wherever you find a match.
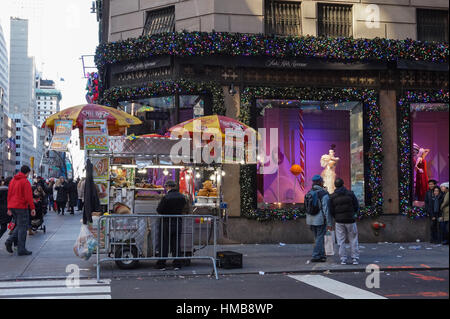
[31,192,47,233]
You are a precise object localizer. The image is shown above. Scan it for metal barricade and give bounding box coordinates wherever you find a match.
[95,214,219,281]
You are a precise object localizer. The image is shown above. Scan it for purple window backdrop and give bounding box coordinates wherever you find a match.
[412,111,449,185]
[257,108,351,204]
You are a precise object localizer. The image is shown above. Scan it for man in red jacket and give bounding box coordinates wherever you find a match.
[5,165,36,256]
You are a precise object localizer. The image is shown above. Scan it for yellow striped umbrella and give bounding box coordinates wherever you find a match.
[42,103,142,135]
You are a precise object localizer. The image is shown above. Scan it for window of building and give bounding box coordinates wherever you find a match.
[16,136,20,140]
[16,144,20,148]
[264,0,302,36]
[417,9,449,42]
[142,6,175,36]
[16,152,20,157]
[15,119,21,123]
[16,161,20,165]
[318,3,353,37]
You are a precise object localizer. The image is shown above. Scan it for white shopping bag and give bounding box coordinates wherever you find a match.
[324,231,335,256]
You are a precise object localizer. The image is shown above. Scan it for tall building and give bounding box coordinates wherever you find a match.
[10,114,38,174]
[34,74,62,178]
[0,22,9,115]
[9,18,35,122]
[35,76,61,127]
[0,21,15,177]
[1,114,16,177]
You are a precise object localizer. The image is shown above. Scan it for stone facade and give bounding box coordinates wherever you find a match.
[104,0,448,42]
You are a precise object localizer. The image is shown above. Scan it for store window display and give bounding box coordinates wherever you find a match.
[411,103,449,204]
[256,100,365,207]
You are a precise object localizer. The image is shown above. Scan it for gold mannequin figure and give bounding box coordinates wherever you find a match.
[320,145,340,193]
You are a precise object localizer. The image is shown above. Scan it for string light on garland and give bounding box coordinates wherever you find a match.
[398,90,449,219]
[95,32,449,70]
[99,79,226,116]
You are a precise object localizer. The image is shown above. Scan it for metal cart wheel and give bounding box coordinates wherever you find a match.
[114,245,140,269]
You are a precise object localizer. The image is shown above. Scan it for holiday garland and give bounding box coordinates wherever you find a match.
[398,90,449,219]
[99,79,226,115]
[239,87,383,221]
[95,31,449,70]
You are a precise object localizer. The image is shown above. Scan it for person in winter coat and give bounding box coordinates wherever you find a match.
[155,180,187,270]
[429,186,444,244]
[305,175,332,263]
[67,178,78,215]
[77,177,85,211]
[439,182,449,245]
[4,165,36,256]
[54,177,69,215]
[0,177,13,239]
[329,178,360,265]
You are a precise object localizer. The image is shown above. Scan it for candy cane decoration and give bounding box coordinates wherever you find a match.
[299,110,305,190]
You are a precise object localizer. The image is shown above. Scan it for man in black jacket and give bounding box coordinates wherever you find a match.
[155,180,187,270]
[329,178,360,265]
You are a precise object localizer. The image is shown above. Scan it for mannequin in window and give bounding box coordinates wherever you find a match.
[415,146,430,201]
[320,144,340,194]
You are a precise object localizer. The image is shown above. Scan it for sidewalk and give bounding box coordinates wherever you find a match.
[0,210,448,281]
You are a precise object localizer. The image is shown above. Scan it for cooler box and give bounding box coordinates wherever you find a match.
[216,251,243,269]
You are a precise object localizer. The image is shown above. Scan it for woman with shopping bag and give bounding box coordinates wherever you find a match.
[329,178,360,265]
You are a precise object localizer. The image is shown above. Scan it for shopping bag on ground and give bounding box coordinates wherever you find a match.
[324,231,335,256]
[73,224,98,261]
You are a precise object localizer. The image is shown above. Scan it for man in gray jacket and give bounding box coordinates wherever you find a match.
[306,175,333,262]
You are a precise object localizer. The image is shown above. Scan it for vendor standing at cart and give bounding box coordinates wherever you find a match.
[155,180,187,270]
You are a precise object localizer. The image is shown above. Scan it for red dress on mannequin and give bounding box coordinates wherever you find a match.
[415,158,428,201]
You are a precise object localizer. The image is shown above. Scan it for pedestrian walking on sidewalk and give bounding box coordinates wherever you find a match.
[54,177,68,215]
[305,175,332,263]
[440,182,449,245]
[4,165,36,256]
[0,177,13,239]
[77,177,85,211]
[67,178,78,215]
[329,178,360,265]
[154,180,187,270]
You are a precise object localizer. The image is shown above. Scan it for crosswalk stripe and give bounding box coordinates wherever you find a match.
[288,275,387,299]
[0,279,110,289]
[0,286,111,297]
[0,279,112,299]
[6,295,111,299]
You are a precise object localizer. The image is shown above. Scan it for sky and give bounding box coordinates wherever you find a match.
[1,0,99,178]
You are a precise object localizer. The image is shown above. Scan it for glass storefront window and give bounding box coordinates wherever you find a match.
[119,95,205,136]
[410,103,449,204]
[256,99,365,207]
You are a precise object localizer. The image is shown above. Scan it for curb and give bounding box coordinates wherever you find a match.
[0,266,448,282]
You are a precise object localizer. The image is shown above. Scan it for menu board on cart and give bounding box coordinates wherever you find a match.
[84,119,109,151]
[92,156,110,206]
[49,120,72,151]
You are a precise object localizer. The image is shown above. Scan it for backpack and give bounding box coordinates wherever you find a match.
[305,189,326,215]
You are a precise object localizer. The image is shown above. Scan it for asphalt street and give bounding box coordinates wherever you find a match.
[108,270,449,299]
[1,269,446,300]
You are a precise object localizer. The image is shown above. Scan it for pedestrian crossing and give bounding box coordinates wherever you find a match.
[0,279,111,299]
[288,275,387,299]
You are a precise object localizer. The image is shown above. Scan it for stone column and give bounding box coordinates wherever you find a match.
[221,85,241,217]
[380,90,399,214]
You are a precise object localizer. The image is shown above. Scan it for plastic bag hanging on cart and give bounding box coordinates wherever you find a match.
[73,224,98,260]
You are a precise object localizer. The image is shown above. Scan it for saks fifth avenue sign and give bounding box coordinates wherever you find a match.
[265,59,308,69]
